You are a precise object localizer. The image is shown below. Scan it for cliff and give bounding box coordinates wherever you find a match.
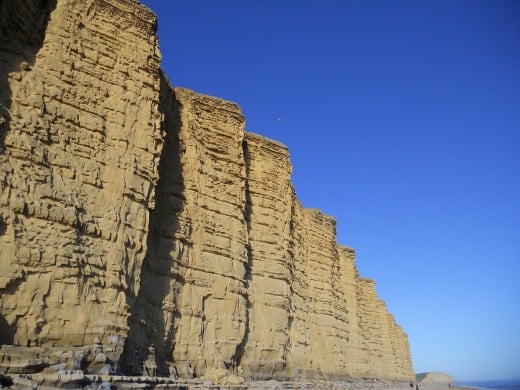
[0,0,414,384]
[416,372,454,384]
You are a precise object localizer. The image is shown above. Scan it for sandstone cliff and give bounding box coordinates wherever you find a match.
[416,372,454,384]
[0,0,414,383]
[0,0,162,363]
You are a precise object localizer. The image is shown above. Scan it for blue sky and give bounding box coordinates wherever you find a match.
[139,0,520,381]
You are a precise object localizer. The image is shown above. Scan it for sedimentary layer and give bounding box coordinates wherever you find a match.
[0,0,162,363]
[0,0,414,383]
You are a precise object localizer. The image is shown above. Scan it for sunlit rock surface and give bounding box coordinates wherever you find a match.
[416,372,454,384]
[0,0,162,363]
[0,0,414,384]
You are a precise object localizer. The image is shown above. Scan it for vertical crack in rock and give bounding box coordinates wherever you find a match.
[121,72,182,375]
[229,139,253,371]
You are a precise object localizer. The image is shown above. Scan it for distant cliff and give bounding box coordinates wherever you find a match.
[0,0,414,383]
[416,372,454,383]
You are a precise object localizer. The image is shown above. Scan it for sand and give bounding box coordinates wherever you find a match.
[245,381,472,390]
[7,373,473,389]
[245,380,469,389]
[415,385,470,390]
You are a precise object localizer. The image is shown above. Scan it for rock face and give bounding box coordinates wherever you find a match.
[0,0,414,383]
[0,0,162,363]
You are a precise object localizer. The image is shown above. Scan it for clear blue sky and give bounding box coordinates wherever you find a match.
[139,0,520,381]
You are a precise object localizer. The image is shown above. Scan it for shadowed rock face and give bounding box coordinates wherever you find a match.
[0,0,414,383]
[0,0,162,361]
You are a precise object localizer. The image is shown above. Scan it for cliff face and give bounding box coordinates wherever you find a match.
[416,372,454,384]
[0,0,162,363]
[0,0,414,383]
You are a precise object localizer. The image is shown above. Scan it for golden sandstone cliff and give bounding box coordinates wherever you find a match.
[0,0,414,384]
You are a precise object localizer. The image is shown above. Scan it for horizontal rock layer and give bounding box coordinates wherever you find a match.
[0,0,414,383]
[0,0,162,364]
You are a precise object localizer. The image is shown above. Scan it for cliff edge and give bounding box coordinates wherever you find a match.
[0,0,414,383]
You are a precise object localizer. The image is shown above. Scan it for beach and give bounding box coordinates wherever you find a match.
[244,380,468,390]
[3,374,474,389]
[416,385,469,390]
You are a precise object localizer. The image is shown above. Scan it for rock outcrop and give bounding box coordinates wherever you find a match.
[0,0,414,384]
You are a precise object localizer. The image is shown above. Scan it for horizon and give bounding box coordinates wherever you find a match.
[139,0,520,381]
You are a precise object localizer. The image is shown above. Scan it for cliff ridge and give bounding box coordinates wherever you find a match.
[0,0,414,384]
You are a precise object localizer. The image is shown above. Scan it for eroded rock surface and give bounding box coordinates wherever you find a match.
[0,0,162,362]
[0,0,414,384]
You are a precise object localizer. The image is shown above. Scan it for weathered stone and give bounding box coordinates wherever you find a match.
[0,0,414,383]
[0,0,162,366]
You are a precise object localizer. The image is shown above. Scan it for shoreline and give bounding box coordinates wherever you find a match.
[3,373,473,390]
